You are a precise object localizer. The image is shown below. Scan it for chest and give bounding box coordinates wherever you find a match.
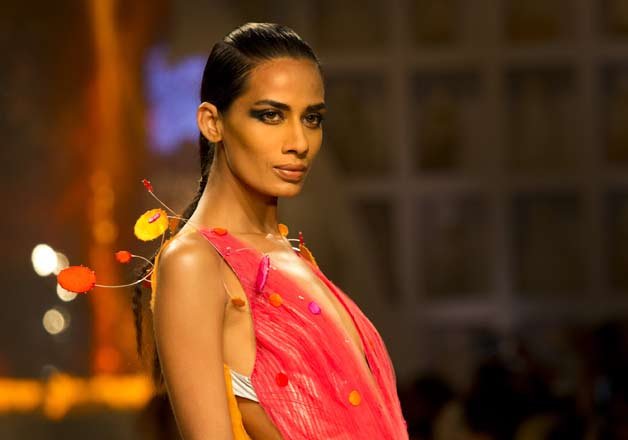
[283,258,366,356]
[223,251,366,362]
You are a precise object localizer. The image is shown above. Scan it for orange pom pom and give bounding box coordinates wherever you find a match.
[115,250,132,264]
[211,227,228,236]
[269,292,283,307]
[348,389,361,406]
[231,297,246,307]
[57,266,96,293]
[278,223,289,237]
[168,217,180,234]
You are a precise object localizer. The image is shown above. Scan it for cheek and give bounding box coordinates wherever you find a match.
[307,130,323,156]
[227,132,277,183]
[227,121,273,161]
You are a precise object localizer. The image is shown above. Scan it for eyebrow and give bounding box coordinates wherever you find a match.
[252,99,327,112]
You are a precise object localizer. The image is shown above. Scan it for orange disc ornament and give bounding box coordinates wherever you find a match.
[57,266,96,293]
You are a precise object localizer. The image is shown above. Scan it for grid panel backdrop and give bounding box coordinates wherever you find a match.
[281,0,628,388]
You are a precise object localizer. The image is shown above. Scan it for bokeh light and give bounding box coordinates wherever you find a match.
[31,244,58,277]
[56,283,77,302]
[42,308,69,335]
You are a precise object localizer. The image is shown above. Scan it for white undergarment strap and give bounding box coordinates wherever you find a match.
[229,368,259,403]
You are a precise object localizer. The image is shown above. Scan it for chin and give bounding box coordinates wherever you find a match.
[275,183,304,198]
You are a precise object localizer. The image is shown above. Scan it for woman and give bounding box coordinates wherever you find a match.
[61,22,408,439]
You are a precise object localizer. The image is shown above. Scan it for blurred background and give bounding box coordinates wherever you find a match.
[3,0,628,438]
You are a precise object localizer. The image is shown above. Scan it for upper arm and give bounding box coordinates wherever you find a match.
[152,236,234,440]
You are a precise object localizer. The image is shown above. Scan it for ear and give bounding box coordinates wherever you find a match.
[197,102,222,143]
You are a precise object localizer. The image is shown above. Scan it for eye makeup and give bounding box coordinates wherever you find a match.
[249,108,325,128]
[249,108,279,122]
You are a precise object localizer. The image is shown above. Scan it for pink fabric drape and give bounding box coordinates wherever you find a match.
[200,227,408,439]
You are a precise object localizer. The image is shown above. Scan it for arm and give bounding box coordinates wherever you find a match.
[152,236,234,440]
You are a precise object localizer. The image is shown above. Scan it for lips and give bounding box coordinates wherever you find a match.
[273,165,307,182]
[275,164,307,171]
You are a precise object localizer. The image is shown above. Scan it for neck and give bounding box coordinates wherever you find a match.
[187,147,280,236]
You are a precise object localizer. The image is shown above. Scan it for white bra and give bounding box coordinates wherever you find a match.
[229,368,259,403]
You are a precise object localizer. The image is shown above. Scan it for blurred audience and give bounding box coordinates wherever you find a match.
[398,318,628,440]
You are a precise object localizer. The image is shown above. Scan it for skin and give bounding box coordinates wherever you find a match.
[158,56,326,439]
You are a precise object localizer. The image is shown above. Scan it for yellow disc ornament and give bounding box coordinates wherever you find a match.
[134,208,169,241]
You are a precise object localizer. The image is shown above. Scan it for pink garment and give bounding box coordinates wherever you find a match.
[200,227,409,439]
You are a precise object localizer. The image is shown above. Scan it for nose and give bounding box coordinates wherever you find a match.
[283,117,309,156]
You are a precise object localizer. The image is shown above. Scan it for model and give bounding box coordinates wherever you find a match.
[58,22,408,440]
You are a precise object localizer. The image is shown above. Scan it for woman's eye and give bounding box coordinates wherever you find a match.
[261,111,282,123]
[304,113,324,127]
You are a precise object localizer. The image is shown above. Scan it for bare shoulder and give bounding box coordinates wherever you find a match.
[153,229,228,310]
[159,228,221,268]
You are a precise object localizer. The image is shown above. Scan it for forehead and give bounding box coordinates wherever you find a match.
[240,57,324,103]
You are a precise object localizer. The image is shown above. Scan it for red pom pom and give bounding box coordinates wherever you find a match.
[275,372,289,387]
[141,178,153,192]
[211,227,228,236]
[57,266,96,293]
[115,250,132,264]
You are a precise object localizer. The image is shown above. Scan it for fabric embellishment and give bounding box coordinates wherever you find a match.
[255,255,270,293]
[211,227,228,236]
[269,293,283,307]
[348,390,361,406]
[231,297,246,308]
[275,372,289,387]
[308,301,321,315]
[278,223,289,237]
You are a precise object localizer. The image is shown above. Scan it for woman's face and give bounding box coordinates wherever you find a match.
[219,57,326,198]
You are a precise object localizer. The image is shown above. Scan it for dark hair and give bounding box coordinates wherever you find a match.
[132,22,323,391]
